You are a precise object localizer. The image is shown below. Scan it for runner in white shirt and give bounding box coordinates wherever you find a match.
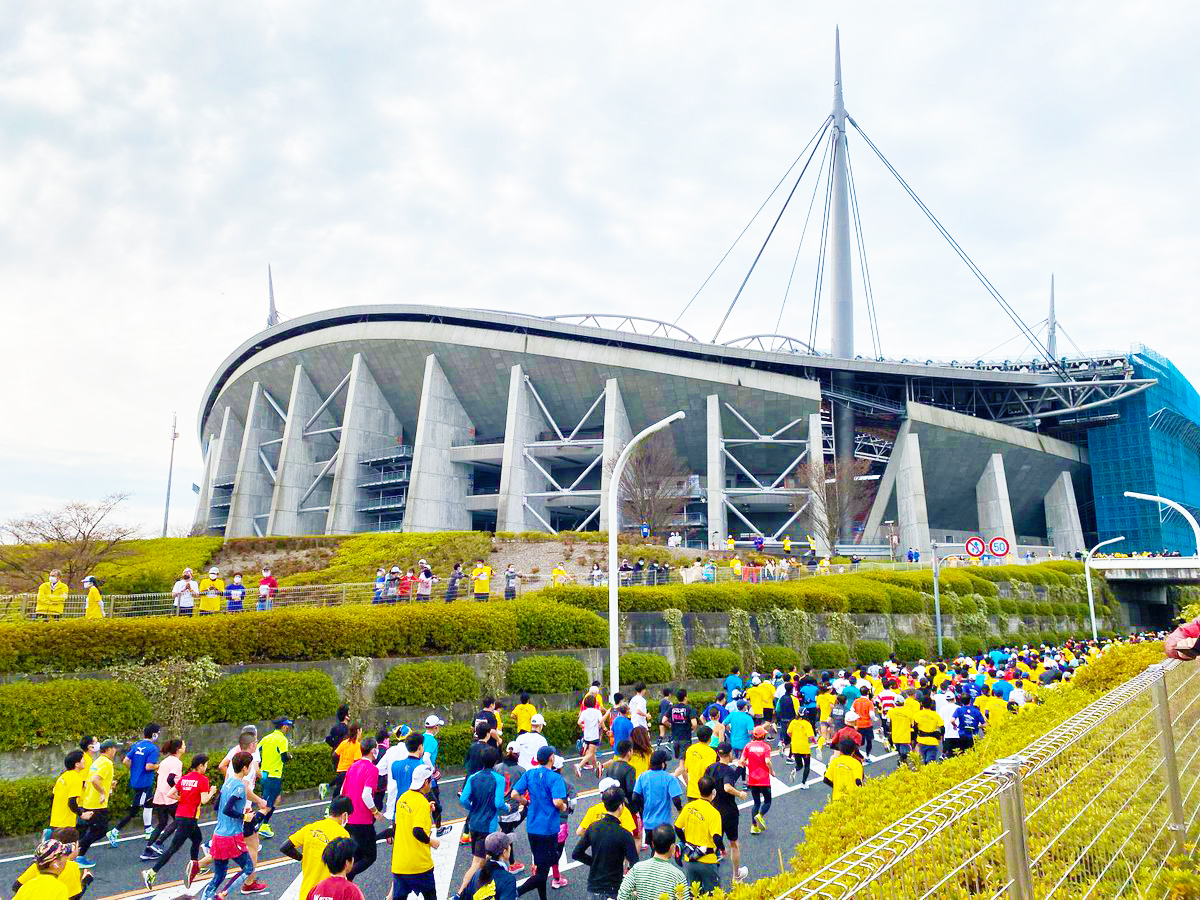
[513,715,548,770]
[629,686,649,730]
[376,726,412,818]
[575,698,604,778]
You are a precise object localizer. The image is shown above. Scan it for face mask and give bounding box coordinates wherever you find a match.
[49,577,57,585]
[88,742,99,753]
[234,577,242,585]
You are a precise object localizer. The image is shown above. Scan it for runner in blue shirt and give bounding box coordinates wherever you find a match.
[116,724,161,835]
[632,749,683,838]
[511,746,567,900]
[724,701,755,754]
[723,667,744,700]
[202,752,261,900]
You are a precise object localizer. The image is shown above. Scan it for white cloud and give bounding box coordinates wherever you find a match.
[2,0,1199,530]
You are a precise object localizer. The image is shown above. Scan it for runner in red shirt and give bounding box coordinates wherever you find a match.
[142,754,215,889]
[308,837,364,900]
[741,726,774,834]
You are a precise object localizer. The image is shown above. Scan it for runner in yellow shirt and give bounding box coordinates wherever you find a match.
[14,839,73,900]
[13,829,87,900]
[786,716,815,786]
[511,694,538,734]
[48,752,87,832]
[76,740,119,868]
[823,739,864,800]
[279,798,352,900]
[391,766,440,900]
[674,778,724,895]
[673,727,717,800]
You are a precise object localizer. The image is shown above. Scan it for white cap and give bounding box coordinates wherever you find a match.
[424,714,445,728]
[588,685,600,694]
[408,764,435,790]
[209,567,220,576]
[598,777,620,793]
[551,755,565,770]
[419,559,427,566]
[530,713,546,726]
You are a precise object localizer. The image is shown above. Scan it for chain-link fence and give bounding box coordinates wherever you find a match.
[777,659,1200,899]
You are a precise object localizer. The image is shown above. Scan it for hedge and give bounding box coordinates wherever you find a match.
[374,661,480,707]
[893,637,930,663]
[602,652,672,687]
[809,642,850,670]
[0,600,606,674]
[686,648,740,679]
[279,532,495,587]
[851,640,891,665]
[90,537,226,594]
[959,635,986,657]
[195,670,339,725]
[759,645,801,673]
[939,637,961,659]
[506,656,588,694]
[0,680,152,752]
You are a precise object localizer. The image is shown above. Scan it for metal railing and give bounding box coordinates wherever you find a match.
[778,659,1200,899]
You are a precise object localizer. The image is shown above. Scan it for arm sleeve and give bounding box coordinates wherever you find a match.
[362,785,377,812]
[69,798,82,815]
[167,773,177,787]
[411,827,430,844]
[222,794,244,818]
[279,841,302,862]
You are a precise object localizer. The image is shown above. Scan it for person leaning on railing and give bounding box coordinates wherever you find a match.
[35,570,69,620]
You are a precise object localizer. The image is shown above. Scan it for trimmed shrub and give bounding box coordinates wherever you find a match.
[999,598,1019,614]
[506,656,588,694]
[959,635,985,657]
[686,648,740,679]
[374,662,480,707]
[91,537,225,594]
[939,637,961,659]
[0,600,604,674]
[1039,560,1085,575]
[279,532,494,587]
[602,652,672,687]
[893,637,930,663]
[851,640,891,665]
[760,645,801,673]
[0,680,152,752]
[809,642,850,670]
[279,742,336,793]
[195,670,339,725]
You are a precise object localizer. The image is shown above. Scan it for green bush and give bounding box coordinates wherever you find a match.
[851,640,891,665]
[1039,560,1085,575]
[809,642,850,670]
[602,652,672,687]
[0,680,152,751]
[195,670,339,725]
[760,645,801,673]
[686,648,740,679]
[893,637,930,662]
[506,656,588,694]
[374,662,480,707]
[0,600,605,674]
[939,637,961,659]
[999,598,1019,614]
[91,537,225,594]
[279,532,494,587]
[959,635,986,657]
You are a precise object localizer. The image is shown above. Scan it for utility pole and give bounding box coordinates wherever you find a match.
[162,412,178,538]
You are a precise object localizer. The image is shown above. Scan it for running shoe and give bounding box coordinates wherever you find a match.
[573,763,583,778]
[735,866,749,882]
[139,849,159,862]
[749,824,763,835]
[435,825,453,837]
[145,825,155,836]
[76,857,96,870]
[241,880,269,894]
[507,862,525,874]
[185,860,201,889]
[149,842,164,855]
[142,869,157,889]
[317,784,329,800]
[106,827,120,847]
[258,824,274,838]
[41,828,52,842]
[551,877,569,889]
[754,813,766,830]
[459,832,472,845]
[800,781,810,790]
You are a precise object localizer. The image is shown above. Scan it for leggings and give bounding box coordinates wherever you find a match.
[749,786,772,818]
[77,809,110,856]
[329,771,347,797]
[793,753,811,782]
[517,833,559,900]
[346,823,378,880]
[146,803,178,847]
[202,851,253,900]
[152,818,202,871]
[857,727,874,758]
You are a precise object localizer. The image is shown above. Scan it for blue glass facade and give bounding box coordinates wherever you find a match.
[1087,345,1200,554]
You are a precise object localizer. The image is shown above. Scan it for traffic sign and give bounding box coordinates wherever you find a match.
[989,536,1011,557]
[965,536,986,558]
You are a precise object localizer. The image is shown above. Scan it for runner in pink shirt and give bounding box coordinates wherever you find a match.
[340,738,387,880]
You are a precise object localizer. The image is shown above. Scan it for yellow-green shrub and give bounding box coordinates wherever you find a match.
[91,537,225,593]
[279,532,493,586]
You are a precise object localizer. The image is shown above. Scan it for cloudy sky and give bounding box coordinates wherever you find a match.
[3,1,1198,535]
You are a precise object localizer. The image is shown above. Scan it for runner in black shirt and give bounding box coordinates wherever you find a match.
[657,689,673,747]
[705,743,748,882]
[662,689,697,761]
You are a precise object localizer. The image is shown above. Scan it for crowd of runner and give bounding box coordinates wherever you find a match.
[17,636,1128,900]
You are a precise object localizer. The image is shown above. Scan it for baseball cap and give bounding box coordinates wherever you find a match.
[34,839,68,866]
[598,777,620,793]
[530,713,546,727]
[209,567,220,576]
[484,832,513,857]
[408,764,435,790]
[424,714,445,728]
[752,725,766,738]
[506,741,519,753]
[99,739,119,752]
[273,717,294,727]
[390,566,401,573]
[536,745,557,765]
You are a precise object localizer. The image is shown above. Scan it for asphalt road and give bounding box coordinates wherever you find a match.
[1,741,898,900]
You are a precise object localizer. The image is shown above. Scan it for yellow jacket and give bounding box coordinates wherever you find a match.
[35,580,68,615]
[84,586,104,619]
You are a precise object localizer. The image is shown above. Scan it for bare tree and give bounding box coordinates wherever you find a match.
[0,493,140,591]
[791,458,874,555]
[610,432,690,537]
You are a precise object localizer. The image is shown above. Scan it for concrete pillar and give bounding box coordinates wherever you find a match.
[267,365,339,536]
[497,365,552,533]
[706,394,727,548]
[599,378,633,533]
[807,413,831,555]
[976,452,1018,556]
[226,382,283,538]
[1044,470,1085,556]
[326,354,404,535]
[193,406,243,532]
[860,419,910,545]
[403,354,474,533]
[895,431,931,554]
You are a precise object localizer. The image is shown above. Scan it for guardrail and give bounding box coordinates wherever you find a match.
[777,658,1200,899]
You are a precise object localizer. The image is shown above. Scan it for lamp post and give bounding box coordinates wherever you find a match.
[608,411,686,703]
[1085,535,1124,641]
[1123,491,1200,557]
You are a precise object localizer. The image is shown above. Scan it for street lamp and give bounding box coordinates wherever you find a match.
[1085,535,1124,641]
[608,411,686,702]
[1123,491,1200,557]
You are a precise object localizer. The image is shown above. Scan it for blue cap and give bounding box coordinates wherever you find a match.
[273,718,293,727]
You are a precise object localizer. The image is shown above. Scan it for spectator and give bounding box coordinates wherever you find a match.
[257,568,278,611]
[171,569,199,617]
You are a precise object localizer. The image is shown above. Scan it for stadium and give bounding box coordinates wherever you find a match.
[191,39,1200,561]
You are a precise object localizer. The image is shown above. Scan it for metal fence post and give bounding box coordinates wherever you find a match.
[1150,663,1188,855]
[990,756,1034,900]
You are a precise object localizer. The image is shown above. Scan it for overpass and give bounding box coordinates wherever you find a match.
[1090,556,1199,628]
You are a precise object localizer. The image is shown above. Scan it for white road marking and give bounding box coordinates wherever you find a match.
[431,821,465,900]
[278,871,303,900]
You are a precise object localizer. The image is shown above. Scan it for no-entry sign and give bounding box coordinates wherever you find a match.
[965,536,986,558]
